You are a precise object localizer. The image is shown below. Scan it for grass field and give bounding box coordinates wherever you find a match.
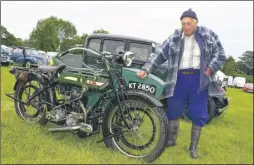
[1,65,253,164]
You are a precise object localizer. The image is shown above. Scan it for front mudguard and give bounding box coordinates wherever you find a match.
[126,90,163,107]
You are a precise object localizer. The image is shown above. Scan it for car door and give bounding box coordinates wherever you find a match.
[10,48,22,62]
[11,48,26,64]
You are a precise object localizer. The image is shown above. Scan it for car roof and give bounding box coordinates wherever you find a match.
[86,33,160,45]
[13,46,37,50]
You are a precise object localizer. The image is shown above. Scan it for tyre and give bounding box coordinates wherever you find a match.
[14,78,48,123]
[207,98,217,124]
[102,95,168,163]
[24,61,31,68]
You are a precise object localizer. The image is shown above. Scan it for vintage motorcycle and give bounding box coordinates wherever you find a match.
[6,47,169,163]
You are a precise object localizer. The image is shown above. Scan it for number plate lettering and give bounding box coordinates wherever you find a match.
[128,81,156,94]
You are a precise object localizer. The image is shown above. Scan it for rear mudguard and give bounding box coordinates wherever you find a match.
[122,68,166,99]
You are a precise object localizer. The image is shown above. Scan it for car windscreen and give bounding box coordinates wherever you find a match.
[60,53,84,68]
[87,38,101,52]
[129,42,152,61]
[103,39,125,54]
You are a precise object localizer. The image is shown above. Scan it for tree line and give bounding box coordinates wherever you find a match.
[1,16,108,52]
[1,16,253,81]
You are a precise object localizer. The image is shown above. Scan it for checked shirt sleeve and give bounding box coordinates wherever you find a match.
[208,30,227,74]
[141,37,171,74]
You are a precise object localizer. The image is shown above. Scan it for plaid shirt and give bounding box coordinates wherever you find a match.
[142,26,226,98]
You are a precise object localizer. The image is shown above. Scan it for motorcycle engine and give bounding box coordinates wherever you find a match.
[66,112,84,126]
[56,83,88,105]
[56,83,83,99]
[51,83,88,126]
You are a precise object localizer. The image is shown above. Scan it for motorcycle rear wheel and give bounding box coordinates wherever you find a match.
[14,79,47,123]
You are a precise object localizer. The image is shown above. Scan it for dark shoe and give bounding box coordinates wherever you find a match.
[167,118,179,147]
[189,123,202,159]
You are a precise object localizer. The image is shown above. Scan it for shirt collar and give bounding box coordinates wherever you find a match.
[181,26,199,39]
[181,32,195,39]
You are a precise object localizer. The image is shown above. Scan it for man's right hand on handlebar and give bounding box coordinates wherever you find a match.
[136,70,148,79]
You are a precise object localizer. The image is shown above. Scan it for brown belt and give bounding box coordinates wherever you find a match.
[179,70,199,75]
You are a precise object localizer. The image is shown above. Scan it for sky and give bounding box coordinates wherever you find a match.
[1,1,253,60]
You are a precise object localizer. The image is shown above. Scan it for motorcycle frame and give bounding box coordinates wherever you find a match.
[6,48,135,130]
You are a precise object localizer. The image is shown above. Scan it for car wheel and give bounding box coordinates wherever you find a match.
[25,61,31,68]
[207,98,217,124]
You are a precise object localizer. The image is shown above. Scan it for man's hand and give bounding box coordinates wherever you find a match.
[205,67,212,77]
[137,70,148,79]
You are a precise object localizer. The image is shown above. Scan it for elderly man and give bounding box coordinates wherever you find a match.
[137,9,226,159]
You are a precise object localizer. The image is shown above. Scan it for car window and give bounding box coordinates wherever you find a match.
[103,40,125,54]
[25,49,31,55]
[60,53,83,68]
[30,49,39,55]
[13,48,23,54]
[87,39,101,52]
[129,42,152,61]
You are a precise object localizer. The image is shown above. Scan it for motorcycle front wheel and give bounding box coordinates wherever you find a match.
[102,95,168,163]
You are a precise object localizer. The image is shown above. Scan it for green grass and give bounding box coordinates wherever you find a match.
[1,65,253,164]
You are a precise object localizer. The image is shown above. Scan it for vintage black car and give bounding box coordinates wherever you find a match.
[58,33,230,123]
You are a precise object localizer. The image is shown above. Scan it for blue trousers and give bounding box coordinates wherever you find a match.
[166,69,208,127]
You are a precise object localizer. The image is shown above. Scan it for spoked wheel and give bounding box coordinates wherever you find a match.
[14,80,47,123]
[102,96,168,163]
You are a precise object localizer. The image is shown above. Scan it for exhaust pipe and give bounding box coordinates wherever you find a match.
[80,123,93,133]
[48,123,93,133]
[48,125,81,132]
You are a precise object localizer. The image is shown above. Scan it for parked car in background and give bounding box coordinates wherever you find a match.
[10,46,48,67]
[233,77,246,88]
[1,45,13,66]
[38,50,46,56]
[243,83,253,93]
[227,76,234,87]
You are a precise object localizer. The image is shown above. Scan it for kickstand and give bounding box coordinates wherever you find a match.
[97,130,128,143]
[97,133,118,143]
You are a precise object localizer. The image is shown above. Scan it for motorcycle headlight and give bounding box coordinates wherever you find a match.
[122,51,135,67]
[33,57,37,62]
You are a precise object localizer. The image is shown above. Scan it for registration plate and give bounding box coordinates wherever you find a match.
[128,81,156,94]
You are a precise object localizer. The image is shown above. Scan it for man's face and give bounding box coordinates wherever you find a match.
[181,17,198,36]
